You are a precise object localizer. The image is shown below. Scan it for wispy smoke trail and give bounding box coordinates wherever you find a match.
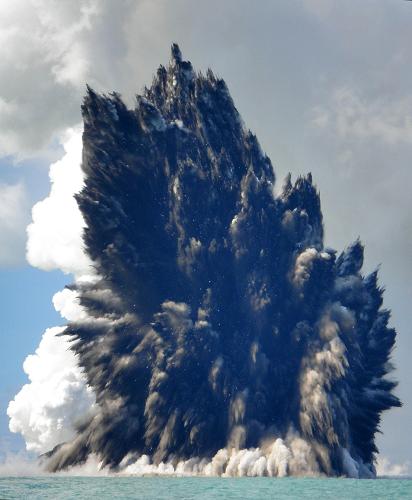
[11,45,401,478]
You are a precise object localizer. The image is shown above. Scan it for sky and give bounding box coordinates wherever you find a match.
[0,0,410,474]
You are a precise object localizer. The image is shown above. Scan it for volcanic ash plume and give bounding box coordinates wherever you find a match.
[16,45,401,477]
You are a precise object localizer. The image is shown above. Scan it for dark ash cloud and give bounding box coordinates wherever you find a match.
[46,45,400,477]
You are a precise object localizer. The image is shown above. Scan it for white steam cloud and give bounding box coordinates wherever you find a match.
[376,456,411,477]
[8,127,96,456]
[26,126,93,279]
[7,326,95,454]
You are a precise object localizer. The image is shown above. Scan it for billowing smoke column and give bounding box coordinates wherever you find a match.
[43,45,400,477]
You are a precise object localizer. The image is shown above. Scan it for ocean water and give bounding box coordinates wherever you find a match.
[0,477,411,500]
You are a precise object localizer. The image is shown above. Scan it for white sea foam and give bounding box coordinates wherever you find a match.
[35,437,374,478]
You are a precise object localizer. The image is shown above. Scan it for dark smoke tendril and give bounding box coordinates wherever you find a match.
[46,45,400,476]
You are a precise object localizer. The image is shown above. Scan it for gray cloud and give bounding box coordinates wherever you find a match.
[0,0,132,157]
[0,182,29,267]
[312,87,412,145]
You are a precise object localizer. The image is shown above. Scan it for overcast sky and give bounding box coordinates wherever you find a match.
[0,0,411,472]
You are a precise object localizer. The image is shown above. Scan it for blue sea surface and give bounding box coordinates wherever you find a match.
[0,477,411,500]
